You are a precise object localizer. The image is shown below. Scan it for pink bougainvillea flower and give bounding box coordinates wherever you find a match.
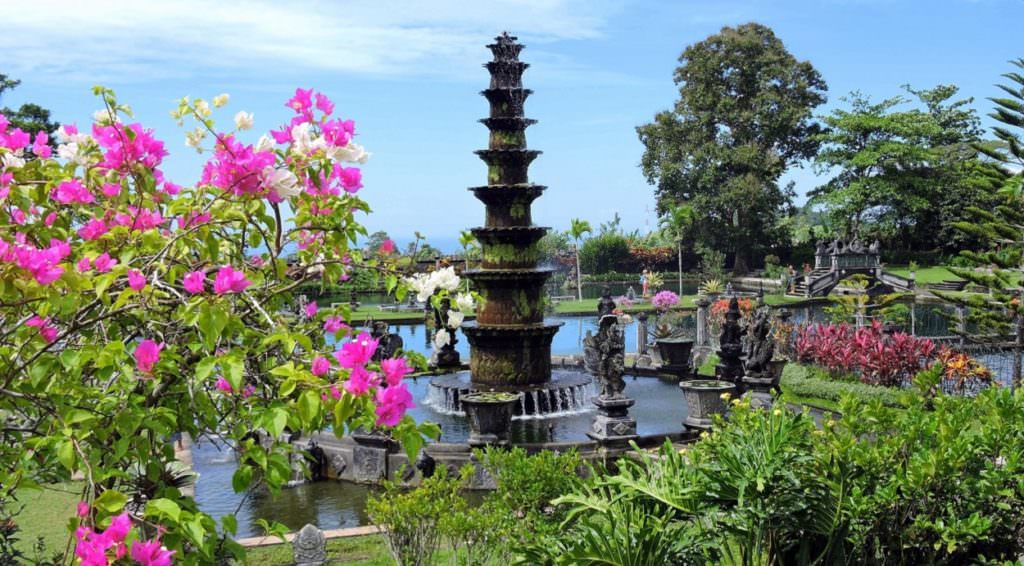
[336,167,362,193]
[127,269,146,291]
[93,252,117,273]
[333,332,379,369]
[77,257,91,272]
[10,208,25,224]
[311,355,331,377]
[314,92,334,116]
[32,131,52,158]
[287,87,314,114]
[134,339,163,374]
[76,501,90,518]
[130,538,175,566]
[78,218,108,241]
[330,385,342,400]
[200,135,275,199]
[92,122,167,173]
[44,212,57,226]
[215,376,233,393]
[26,315,58,343]
[243,384,255,398]
[101,183,121,198]
[381,357,413,387]
[304,301,318,318]
[378,239,396,255]
[213,265,252,295]
[323,316,347,334]
[374,383,415,427]
[183,271,205,294]
[344,365,378,396]
[177,211,210,230]
[162,181,181,196]
[322,118,354,147]
[105,512,132,542]
[51,179,95,205]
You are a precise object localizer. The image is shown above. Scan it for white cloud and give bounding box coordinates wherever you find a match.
[0,0,622,82]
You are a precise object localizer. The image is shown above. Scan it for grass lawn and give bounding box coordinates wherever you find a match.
[9,482,81,558]
[553,293,804,316]
[885,265,962,284]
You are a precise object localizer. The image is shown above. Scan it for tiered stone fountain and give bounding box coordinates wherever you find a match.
[428,32,593,416]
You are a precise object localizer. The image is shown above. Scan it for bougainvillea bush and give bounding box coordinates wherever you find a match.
[796,321,937,386]
[0,87,436,564]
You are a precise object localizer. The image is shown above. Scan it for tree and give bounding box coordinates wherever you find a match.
[0,87,434,562]
[659,203,694,295]
[939,60,1024,386]
[0,73,59,141]
[568,218,591,300]
[458,230,479,290]
[810,86,991,252]
[638,23,826,274]
[364,230,392,253]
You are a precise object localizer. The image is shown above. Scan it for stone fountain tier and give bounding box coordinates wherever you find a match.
[461,321,563,386]
[481,88,533,118]
[471,226,548,269]
[462,267,554,326]
[427,369,594,417]
[476,149,541,185]
[468,184,546,227]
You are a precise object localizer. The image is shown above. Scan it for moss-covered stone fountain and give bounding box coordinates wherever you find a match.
[428,32,592,416]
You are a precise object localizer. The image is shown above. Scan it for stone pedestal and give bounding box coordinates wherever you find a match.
[351,430,392,483]
[681,379,735,431]
[587,396,637,445]
[741,376,775,409]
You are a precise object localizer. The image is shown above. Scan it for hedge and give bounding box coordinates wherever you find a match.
[780,363,906,408]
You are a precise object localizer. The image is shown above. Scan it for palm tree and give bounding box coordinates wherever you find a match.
[568,218,592,301]
[458,230,478,291]
[660,204,695,295]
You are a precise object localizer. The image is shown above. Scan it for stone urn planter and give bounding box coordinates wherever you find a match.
[680,379,736,430]
[656,337,694,376]
[461,392,521,447]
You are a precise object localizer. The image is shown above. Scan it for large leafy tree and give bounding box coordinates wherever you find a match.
[0,73,58,140]
[811,85,992,252]
[638,23,826,274]
[939,60,1024,386]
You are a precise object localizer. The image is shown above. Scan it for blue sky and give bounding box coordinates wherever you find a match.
[2,0,1020,251]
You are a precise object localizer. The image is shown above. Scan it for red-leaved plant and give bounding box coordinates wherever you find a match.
[796,321,936,386]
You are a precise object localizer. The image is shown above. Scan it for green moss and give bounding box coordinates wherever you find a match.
[488,165,501,185]
[509,202,528,222]
[482,242,539,265]
[490,130,525,147]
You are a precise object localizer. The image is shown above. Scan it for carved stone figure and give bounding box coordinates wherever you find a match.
[597,286,616,318]
[716,297,745,383]
[433,297,460,367]
[815,241,828,257]
[370,321,404,361]
[293,524,326,566]
[868,239,880,254]
[585,298,635,443]
[743,308,775,379]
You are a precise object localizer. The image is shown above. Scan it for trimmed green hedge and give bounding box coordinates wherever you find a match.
[781,363,906,408]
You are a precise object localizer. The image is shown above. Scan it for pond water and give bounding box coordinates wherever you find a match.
[193,372,687,537]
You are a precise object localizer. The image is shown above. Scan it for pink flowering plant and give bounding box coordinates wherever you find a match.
[0,87,437,563]
[795,321,937,386]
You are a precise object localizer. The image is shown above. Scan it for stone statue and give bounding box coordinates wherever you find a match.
[597,286,616,318]
[293,523,326,566]
[815,241,828,257]
[370,320,404,361]
[715,297,745,383]
[868,239,880,254]
[625,286,637,302]
[584,297,626,399]
[433,297,460,367]
[848,237,865,254]
[585,296,635,443]
[826,239,839,254]
[743,308,775,379]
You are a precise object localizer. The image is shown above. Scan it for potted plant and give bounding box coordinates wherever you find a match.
[700,278,723,301]
[680,379,736,430]
[650,291,694,375]
[460,391,521,447]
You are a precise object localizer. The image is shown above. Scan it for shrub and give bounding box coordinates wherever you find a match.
[796,321,936,386]
[781,363,905,407]
[579,233,631,274]
[518,385,1024,563]
[479,447,582,538]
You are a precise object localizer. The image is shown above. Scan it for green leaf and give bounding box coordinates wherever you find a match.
[332,393,355,432]
[298,389,322,425]
[279,378,297,397]
[197,304,228,350]
[146,498,181,523]
[95,490,128,514]
[195,356,218,381]
[266,407,288,438]
[56,440,75,471]
[402,430,424,462]
[221,514,238,536]
[63,409,95,426]
[221,354,244,393]
[232,466,253,493]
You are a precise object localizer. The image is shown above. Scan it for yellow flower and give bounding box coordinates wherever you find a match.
[699,431,710,439]
[720,392,732,401]
[213,93,230,108]
[772,408,782,416]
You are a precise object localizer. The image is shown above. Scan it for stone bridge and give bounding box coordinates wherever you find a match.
[789,238,914,297]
